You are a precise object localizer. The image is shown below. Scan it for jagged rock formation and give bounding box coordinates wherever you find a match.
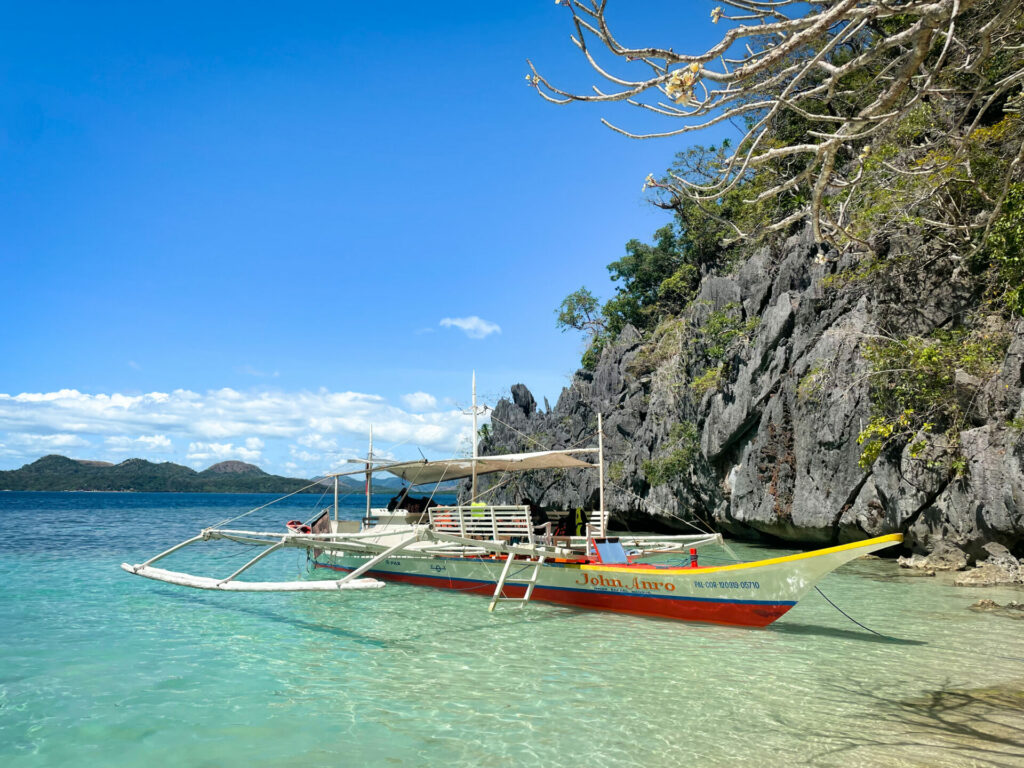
[479,228,1024,558]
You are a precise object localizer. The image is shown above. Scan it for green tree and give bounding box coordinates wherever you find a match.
[602,225,683,333]
[556,287,610,371]
[555,287,604,336]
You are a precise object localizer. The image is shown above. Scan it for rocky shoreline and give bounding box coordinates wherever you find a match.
[899,542,1024,587]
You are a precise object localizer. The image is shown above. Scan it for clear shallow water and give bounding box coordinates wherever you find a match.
[2,492,1024,767]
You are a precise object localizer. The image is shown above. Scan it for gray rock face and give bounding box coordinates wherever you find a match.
[479,227,1024,558]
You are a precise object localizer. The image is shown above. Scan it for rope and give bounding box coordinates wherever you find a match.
[814,586,891,637]
[210,430,439,531]
[719,537,744,563]
[208,477,332,529]
[602,474,720,537]
[421,462,455,509]
[487,412,601,455]
[471,471,514,502]
[302,485,331,526]
[486,413,550,453]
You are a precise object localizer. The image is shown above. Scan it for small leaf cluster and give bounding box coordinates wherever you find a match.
[858,328,1009,473]
[689,365,723,397]
[984,182,1024,316]
[701,303,760,360]
[642,421,700,486]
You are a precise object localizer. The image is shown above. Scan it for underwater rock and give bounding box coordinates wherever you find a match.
[968,599,1024,618]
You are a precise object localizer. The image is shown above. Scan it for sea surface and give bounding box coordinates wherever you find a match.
[2,491,1023,767]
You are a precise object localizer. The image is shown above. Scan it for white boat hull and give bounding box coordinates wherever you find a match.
[313,533,903,627]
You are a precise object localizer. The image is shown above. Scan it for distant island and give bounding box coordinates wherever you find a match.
[0,455,458,494]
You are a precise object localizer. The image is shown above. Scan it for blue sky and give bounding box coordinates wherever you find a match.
[1,1,729,476]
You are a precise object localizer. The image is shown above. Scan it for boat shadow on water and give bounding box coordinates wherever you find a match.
[152,587,395,648]
[151,586,574,648]
[766,621,928,646]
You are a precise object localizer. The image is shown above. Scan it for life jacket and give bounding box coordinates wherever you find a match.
[572,508,588,536]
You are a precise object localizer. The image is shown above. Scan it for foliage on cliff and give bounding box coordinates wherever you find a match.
[856,329,1011,474]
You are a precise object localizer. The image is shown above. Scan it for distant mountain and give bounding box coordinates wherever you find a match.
[0,455,313,493]
[0,455,463,494]
[371,475,408,491]
[200,461,266,476]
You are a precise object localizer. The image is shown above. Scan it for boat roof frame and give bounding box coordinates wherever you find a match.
[321,447,599,485]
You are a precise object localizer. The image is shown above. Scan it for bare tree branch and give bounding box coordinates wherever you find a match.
[532,0,1024,253]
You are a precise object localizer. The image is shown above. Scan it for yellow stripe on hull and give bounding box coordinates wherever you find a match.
[584,533,904,576]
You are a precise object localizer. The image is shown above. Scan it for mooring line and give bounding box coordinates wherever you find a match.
[815,585,891,637]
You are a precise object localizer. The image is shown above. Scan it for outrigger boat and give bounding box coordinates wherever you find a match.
[122,385,903,628]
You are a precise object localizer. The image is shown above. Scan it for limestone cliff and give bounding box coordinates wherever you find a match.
[478,228,1024,559]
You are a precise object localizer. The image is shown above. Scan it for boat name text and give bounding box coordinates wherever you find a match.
[574,572,761,592]
[575,572,676,592]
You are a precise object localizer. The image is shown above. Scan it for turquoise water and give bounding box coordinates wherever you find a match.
[2,492,1024,767]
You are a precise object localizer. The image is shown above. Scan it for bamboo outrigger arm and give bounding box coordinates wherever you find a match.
[120,530,425,592]
[117,564,386,592]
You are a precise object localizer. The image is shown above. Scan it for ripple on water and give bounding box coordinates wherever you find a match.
[1,492,1023,767]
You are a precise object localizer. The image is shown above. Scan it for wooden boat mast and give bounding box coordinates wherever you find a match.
[598,412,605,536]
[365,425,373,525]
[471,370,478,503]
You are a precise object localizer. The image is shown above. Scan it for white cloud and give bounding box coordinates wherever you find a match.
[440,316,501,339]
[401,392,437,411]
[0,388,389,441]
[105,434,173,453]
[4,432,90,450]
[186,440,263,463]
[0,386,479,473]
[298,433,337,450]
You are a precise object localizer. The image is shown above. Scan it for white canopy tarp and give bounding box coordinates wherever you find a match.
[379,449,597,485]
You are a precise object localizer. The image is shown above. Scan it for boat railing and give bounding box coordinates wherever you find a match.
[428,505,535,545]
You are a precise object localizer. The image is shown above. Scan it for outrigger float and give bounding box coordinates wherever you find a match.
[122,378,902,628]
